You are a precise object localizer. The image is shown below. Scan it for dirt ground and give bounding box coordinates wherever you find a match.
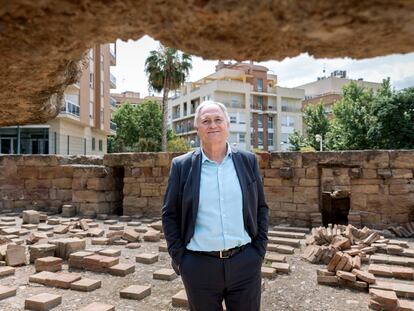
[0,215,411,311]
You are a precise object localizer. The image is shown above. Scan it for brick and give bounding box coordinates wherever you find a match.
[393,283,414,298]
[123,229,140,242]
[29,271,57,285]
[91,238,109,245]
[0,266,15,277]
[261,267,277,278]
[47,272,81,289]
[337,270,356,282]
[153,268,177,281]
[398,300,414,311]
[266,244,295,254]
[108,225,124,231]
[70,278,101,291]
[25,293,62,311]
[98,248,121,257]
[352,269,376,284]
[23,210,40,224]
[268,237,301,248]
[369,264,393,277]
[104,219,117,225]
[136,253,159,264]
[327,252,343,272]
[35,257,62,272]
[120,285,151,300]
[5,244,26,266]
[264,254,286,263]
[317,275,338,286]
[271,262,290,274]
[143,230,160,242]
[391,266,414,280]
[316,269,335,276]
[87,228,104,237]
[370,288,398,309]
[338,278,368,291]
[172,289,189,308]
[68,251,94,269]
[49,238,86,260]
[83,255,106,273]
[126,243,141,249]
[0,285,16,300]
[77,302,115,311]
[108,263,135,276]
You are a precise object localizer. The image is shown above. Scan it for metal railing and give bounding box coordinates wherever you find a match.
[61,100,80,117]
[110,97,117,109]
[110,73,116,86]
[110,121,117,132]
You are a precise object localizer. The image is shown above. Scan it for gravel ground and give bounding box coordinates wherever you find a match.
[1,216,412,310]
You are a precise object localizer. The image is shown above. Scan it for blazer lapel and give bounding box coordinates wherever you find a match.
[231,148,249,226]
[191,148,202,226]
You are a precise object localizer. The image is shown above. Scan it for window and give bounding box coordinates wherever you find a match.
[257,96,263,110]
[281,116,295,127]
[88,49,94,60]
[257,78,263,92]
[100,108,104,124]
[268,133,274,146]
[100,81,104,96]
[258,132,263,145]
[238,113,246,124]
[99,139,103,151]
[89,73,94,88]
[281,133,289,143]
[92,137,96,150]
[239,133,245,143]
[89,101,94,119]
[100,54,104,68]
[258,114,263,128]
[230,116,237,124]
[268,116,273,129]
[231,96,239,107]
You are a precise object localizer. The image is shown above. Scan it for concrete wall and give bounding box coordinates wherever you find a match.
[1,150,414,229]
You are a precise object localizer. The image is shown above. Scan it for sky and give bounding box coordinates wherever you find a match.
[110,35,414,97]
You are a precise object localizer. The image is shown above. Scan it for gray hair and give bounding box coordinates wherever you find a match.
[194,100,230,127]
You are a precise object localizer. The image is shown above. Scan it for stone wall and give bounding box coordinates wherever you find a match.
[1,151,414,229]
[0,155,121,217]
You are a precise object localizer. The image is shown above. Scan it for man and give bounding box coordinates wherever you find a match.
[162,100,268,311]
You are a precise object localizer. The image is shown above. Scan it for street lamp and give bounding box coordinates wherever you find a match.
[315,134,323,151]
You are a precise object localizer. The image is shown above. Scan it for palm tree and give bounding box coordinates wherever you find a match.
[145,45,192,151]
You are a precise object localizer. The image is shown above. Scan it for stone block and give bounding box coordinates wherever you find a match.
[370,288,398,309]
[153,268,177,281]
[108,263,135,276]
[47,272,81,289]
[77,302,115,311]
[271,262,290,274]
[61,205,76,217]
[126,243,141,249]
[68,251,94,269]
[143,230,161,242]
[70,278,101,292]
[123,229,140,242]
[98,248,121,257]
[49,238,86,259]
[25,293,62,311]
[391,266,414,280]
[264,254,286,263]
[394,283,414,298]
[337,270,356,282]
[0,266,15,277]
[23,210,40,224]
[172,289,189,308]
[109,225,124,231]
[29,244,57,263]
[29,271,57,285]
[136,253,159,264]
[120,285,151,300]
[5,244,26,266]
[317,275,338,286]
[261,267,277,278]
[0,285,16,300]
[87,228,104,237]
[91,238,109,245]
[35,257,62,272]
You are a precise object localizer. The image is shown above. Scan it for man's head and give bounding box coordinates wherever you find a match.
[194,101,230,147]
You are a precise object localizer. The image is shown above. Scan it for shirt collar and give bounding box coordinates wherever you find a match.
[201,142,232,163]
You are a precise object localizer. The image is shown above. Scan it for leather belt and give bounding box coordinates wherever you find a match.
[187,244,248,259]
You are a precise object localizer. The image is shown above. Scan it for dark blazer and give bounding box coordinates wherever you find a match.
[162,147,269,274]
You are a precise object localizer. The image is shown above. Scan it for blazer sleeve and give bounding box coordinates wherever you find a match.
[162,158,186,269]
[252,155,269,258]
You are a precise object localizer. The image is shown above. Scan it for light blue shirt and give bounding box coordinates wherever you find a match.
[186,144,252,251]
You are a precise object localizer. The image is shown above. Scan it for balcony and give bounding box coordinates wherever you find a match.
[110,96,117,110]
[60,100,80,118]
[174,124,195,134]
[172,112,181,120]
[110,121,117,133]
[110,73,116,89]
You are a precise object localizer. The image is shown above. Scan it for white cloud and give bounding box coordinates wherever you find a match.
[110,36,414,96]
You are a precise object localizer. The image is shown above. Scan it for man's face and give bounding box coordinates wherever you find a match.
[196,104,229,146]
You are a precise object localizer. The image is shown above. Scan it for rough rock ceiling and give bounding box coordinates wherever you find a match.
[1,0,413,126]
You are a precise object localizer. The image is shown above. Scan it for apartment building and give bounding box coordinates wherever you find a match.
[0,43,117,155]
[168,62,304,151]
[299,70,381,115]
[111,91,162,108]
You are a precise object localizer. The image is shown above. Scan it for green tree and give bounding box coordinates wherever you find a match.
[110,100,162,152]
[369,79,414,149]
[303,103,331,150]
[167,137,191,152]
[145,45,192,151]
[327,82,375,150]
[288,130,306,151]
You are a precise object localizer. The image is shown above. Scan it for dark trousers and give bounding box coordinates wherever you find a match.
[179,244,262,311]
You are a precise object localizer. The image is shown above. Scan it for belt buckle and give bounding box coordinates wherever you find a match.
[219,250,230,259]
